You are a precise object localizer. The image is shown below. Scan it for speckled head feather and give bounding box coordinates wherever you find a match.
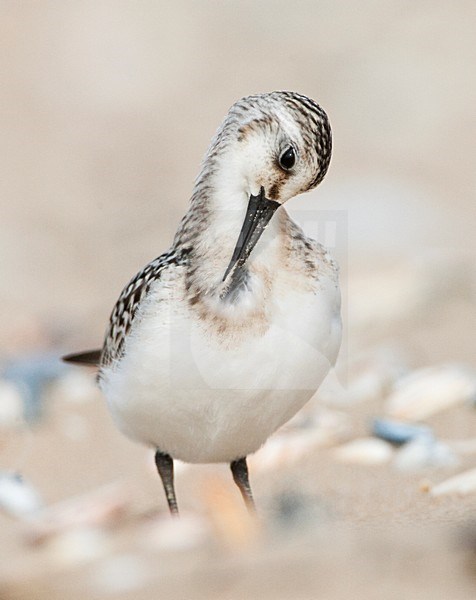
[175,91,332,248]
[231,91,332,189]
[196,91,331,195]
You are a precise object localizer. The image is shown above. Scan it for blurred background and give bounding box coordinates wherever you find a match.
[0,2,475,599]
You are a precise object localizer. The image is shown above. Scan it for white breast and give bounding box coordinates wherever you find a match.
[100,264,341,463]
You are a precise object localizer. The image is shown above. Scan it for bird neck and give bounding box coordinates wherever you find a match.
[174,161,285,315]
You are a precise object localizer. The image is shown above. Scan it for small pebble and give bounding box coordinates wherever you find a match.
[386,364,476,421]
[372,418,433,446]
[431,468,476,497]
[419,479,432,493]
[332,438,394,465]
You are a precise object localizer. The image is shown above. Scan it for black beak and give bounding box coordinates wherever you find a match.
[223,186,280,282]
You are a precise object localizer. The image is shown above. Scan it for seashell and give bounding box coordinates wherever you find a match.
[332,438,394,465]
[372,418,433,446]
[386,365,476,421]
[431,468,476,497]
[252,410,352,472]
[46,527,112,568]
[393,437,459,472]
[90,554,151,595]
[0,472,42,518]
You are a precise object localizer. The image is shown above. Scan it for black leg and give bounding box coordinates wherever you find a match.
[230,456,255,512]
[155,450,179,516]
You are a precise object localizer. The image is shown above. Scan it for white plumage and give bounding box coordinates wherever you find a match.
[101,213,341,463]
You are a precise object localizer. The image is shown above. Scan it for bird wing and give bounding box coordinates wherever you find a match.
[100,249,184,368]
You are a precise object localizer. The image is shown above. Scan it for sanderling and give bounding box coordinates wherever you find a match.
[64,91,342,515]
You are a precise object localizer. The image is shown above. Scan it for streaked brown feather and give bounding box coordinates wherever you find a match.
[100,249,188,368]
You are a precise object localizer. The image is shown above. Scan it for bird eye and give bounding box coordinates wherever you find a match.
[279,147,296,170]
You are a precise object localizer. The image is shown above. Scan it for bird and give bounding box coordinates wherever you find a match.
[64,91,342,516]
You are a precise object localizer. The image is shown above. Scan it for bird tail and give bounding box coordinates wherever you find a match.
[62,349,101,366]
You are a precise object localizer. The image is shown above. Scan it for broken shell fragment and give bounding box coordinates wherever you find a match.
[46,527,112,568]
[332,438,394,465]
[431,468,476,497]
[252,409,352,471]
[386,365,476,421]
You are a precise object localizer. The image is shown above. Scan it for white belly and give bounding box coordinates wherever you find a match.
[100,272,341,463]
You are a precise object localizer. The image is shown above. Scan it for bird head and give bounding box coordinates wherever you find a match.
[208,91,332,282]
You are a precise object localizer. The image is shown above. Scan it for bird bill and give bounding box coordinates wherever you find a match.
[222,186,280,283]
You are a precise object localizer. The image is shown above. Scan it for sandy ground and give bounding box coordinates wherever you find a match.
[1,2,475,599]
[1,305,476,598]
[1,309,476,599]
